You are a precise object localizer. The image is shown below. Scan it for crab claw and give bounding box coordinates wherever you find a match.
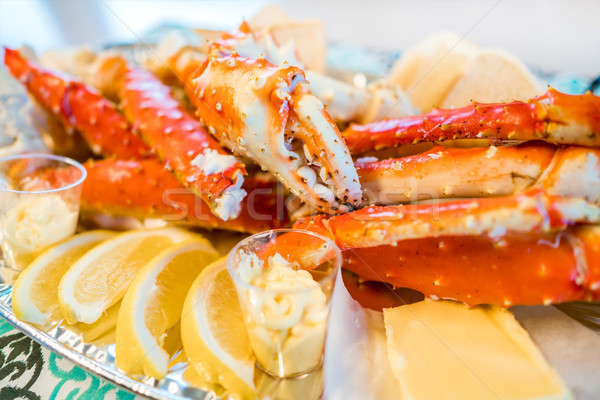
[188,53,362,214]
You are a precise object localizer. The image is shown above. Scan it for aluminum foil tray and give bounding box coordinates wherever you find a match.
[0,282,219,400]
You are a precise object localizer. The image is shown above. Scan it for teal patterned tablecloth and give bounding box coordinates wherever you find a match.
[0,319,135,400]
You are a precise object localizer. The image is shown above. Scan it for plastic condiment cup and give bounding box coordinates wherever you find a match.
[0,153,86,282]
[227,229,341,380]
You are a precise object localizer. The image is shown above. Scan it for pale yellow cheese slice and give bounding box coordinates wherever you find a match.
[383,300,572,400]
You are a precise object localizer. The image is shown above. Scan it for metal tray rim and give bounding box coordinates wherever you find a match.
[0,284,216,400]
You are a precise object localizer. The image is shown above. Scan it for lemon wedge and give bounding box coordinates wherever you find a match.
[12,230,115,327]
[181,257,256,399]
[58,228,194,325]
[115,238,219,378]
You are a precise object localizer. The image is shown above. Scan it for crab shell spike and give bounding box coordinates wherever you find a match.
[3,48,150,160]
[188,53,362,214]
[357,143,600,206]
[35,158,286,233]
[118,65,248,221]
[208,21,255,60]
[343,88,600,154]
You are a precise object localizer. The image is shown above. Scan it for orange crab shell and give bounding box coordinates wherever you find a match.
[300,191,598,250]
[187,54,301,143]
[341,233,590,307]
[33,158,287,233]
[293,191,600,306]
[187,51,362,213]
[119,65,247,212]
[82,159,286,233]
[356,142,558,204]
[343,88,600,154]
[3,48,150,160]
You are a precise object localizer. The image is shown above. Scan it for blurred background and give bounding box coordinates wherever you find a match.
[1,0,599,76]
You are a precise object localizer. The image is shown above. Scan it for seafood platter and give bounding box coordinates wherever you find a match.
[1,5,600,400]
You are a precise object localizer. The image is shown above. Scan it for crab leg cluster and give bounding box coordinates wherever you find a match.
[296,87,600,306]
[4,48,283,231]
[5,27,600,308]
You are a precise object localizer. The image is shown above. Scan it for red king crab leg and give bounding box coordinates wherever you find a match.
[33,159,286,233]
[3,48,151,160]
[356,143,600,205]
[187,50,362,214]
[117,64,248,220]
[293,190,600,306]
[343,88,600,154]
[338,231,598,307]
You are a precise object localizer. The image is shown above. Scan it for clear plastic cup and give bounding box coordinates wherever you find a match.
[0,153,86,282]
[227,229,341,379]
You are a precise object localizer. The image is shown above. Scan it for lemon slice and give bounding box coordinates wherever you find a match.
[58,228,193,324]
[115,238,219,378]
[11,230,114,327]
[182,257,256,399]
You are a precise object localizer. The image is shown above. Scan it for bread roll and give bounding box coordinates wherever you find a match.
[388,32,478,112]
[440,48,543,108]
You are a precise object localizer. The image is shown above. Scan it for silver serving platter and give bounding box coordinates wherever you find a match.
[0,282,219,400]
